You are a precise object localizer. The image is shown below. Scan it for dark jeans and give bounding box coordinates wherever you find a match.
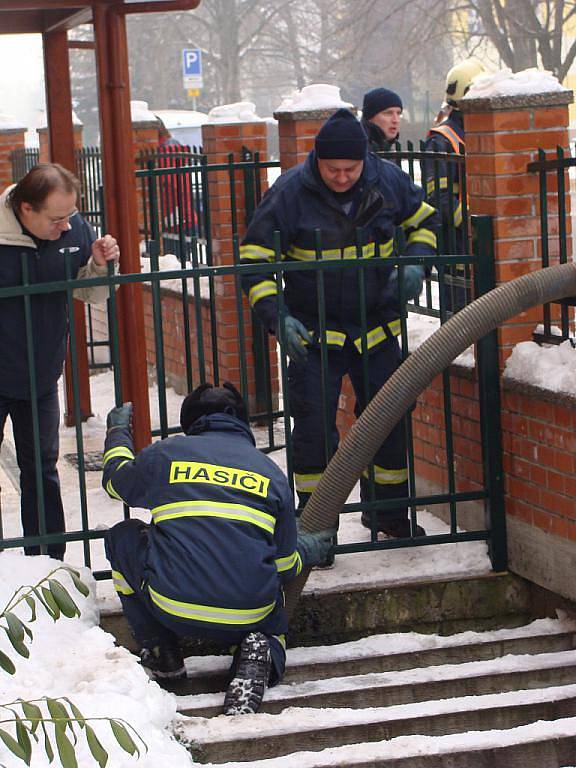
[0,385,65,559]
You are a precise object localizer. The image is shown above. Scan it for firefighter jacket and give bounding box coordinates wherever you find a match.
[0,186,109,399]
[423,110,465,236]
[102,413,304,633]
[240,150,438,353]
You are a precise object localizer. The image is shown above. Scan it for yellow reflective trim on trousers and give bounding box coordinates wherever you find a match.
[294,472,323,494]
[148,586,276,625]
[401,202,436,231]
[275,550,300,573]
[105,478,124,502]
[112,570,134,596]
[275,634,287,650]
[426,178,460,197]
[362,466,408,485]
[249,280,277,307]
[453,201,463,228]
[288,242,376,261]
[151,500,276,534]
[354,325,387,353]
[407,228,437,248]
[388,319,401,337]
[240,243,277,262]
[103,446,135,466]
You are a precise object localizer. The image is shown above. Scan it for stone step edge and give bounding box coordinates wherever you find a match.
[179,682,576,746]
[182,717,576,768]
[180,620,576,682]
[177,647,576,712]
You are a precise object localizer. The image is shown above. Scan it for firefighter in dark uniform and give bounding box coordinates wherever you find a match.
[240,109,439,539]
[361,87,403,155]
[423,59,485,312]
[102,383,334,715]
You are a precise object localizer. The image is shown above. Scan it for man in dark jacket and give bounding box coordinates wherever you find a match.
[423,60,484,311]
[240,108,439,538]
[361,87,403,153]
[0,163,119,559]
[102,383,334,715]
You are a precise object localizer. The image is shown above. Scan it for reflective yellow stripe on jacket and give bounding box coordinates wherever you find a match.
[148,586,276,625]
[103,445,135,466]
[353,325,387,354]
[294,472,323,495]
[112,570,134,596]
[288,239,394,262]
[150,499,276,534]
[275,550,303,576]
[248,280,277,308]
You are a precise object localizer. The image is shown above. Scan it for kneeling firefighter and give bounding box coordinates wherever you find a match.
[102,383,334,715]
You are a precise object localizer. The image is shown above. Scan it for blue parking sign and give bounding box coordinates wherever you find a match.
[183,49,202,76]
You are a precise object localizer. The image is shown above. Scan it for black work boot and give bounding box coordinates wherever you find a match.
[223,632,271,715]
[361,515,426,538]
[139,644,186,681]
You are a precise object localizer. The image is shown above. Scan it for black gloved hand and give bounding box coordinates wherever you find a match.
[297,528,337,567]
[279,315,313,365]
[106,403,133,432]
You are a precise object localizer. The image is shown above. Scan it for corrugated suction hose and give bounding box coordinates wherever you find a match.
[286,262,576,615]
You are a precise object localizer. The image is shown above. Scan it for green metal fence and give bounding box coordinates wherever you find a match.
[0,210,505,576]
[528,146,576,345]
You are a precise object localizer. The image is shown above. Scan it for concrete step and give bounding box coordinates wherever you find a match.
[100,571,534,653]
[175,719,576,767]
[178,650,576,718]
[177,627,576,696]
[180,684,576,763]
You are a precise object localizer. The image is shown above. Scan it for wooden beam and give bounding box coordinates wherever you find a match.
[93,2,151,450]
[118,0,201,12]
[0,1,90,9]
[43,7,92,32]
[43,27,93,424]
[68,39,95,49]
[0,10,43,32]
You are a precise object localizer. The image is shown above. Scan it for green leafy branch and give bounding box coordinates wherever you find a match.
[0,565,89,675]
[0,696,145,768]
[0,567,147,766]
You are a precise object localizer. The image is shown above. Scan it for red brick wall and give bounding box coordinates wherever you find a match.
[414,363,576,544]
[0,128,26,189]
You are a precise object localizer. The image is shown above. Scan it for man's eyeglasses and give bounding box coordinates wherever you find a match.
[49,209,79,225]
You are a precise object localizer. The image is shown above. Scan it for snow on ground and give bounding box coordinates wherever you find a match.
[0,552,193,767]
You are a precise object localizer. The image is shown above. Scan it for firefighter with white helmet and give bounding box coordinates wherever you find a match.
[423,59,485,311]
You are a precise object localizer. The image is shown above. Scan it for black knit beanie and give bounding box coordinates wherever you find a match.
[362,88,403,121]
[315,108,368,160]
[180,382,248,433]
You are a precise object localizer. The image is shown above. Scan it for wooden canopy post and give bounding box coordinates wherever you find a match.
[93,2,151,449]
[43,27,92,424]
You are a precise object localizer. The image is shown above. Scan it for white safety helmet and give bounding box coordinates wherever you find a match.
[445,60,485,105]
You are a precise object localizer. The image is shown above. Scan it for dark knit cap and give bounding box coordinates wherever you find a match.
[315,108,368,160]
[180,382,248,433]
[362,88,403,121]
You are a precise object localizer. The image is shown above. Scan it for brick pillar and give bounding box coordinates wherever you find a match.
[37,124,83,164]
[132,116,160,235]
[461,90,574,363]
[201,119,275,411]
[274,109,335,171]
[0,120,26,189]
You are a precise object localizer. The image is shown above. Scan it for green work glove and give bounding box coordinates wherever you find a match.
[280,315,313,365]
[388,265,425,301]
[106,403,133,432]
[297,528,337,567]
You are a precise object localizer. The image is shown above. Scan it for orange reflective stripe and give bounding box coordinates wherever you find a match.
[429,125,464,155]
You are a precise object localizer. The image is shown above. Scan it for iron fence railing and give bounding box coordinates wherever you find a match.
[528,146,576,345]
[10,147,40,181]
[0,216,504,577]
